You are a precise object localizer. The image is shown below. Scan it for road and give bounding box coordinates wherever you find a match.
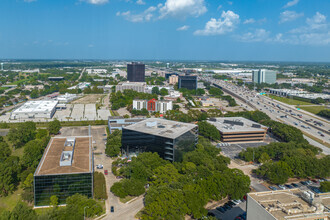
[78,67,86,81]
[201,76,330,150]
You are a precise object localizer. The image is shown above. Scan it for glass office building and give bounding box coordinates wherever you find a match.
[34,137,93,207]
[121,118,198,162]
[178,75,198,90]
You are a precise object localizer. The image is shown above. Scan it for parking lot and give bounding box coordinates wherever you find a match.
[219,142,269,159]
[209,200,246,220]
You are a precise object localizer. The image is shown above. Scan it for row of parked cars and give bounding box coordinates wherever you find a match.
[215,197,246,214]
[269,179,327,191]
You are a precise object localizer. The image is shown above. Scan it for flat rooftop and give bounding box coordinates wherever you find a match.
[123,118,197,139]
[208,117,267,134]
[12,100,58,114]
[34,136,92,176]
[249,189,330,220]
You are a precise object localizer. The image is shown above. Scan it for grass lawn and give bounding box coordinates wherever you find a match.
[268,95,312,106]
[299,105,327,115]
[119,195,135,203]
[0,187,23,214]
[0,87,8,92]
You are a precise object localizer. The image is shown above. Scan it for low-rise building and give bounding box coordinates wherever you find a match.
[144,85,174,94]
[56,93,78,103]
[121,118,198,161]
[201,100,214,107]
[34,136,93,206]
[269,89,330,101]
[10,100,58,120]
[108,117,145,133]
[207,117,268,142]
[247,189,330,220]
[115,81,146,93]
[164,91,182,101]
[133,99,173,113]
[68,82,91,90]
[86,68,107,74]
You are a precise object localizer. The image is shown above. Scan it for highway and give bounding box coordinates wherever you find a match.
[201,77,330,150]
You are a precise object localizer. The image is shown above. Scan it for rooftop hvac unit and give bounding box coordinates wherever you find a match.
[252,124,261,128]
[209,118,217,122]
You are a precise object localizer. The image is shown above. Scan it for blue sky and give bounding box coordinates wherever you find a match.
[0,0,330,61]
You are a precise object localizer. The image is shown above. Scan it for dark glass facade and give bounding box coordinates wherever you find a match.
[121,127,198,162]
[127,62,145,82]
[34,173,93,206]
[178,76,197,90]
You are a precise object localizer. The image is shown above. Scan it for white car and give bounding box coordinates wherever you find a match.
[96,164,103,169]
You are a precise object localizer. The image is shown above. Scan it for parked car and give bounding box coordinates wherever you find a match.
[96,164,103,169]
[300,181,308,185]
[291,183,299,188]
[110,206,114,212]
[104,170,108,175]
[285,184,293,189]
[278,185,286,190]
[269,186,277,191]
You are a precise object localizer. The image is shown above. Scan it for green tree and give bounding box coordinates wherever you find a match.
[7,122,36,148]
[8,202,37,220]
[152,164,181,186]
[0,141,11,161]
[151,87,160,95]
[36,129,48,139]
[48,119,61,135]
[50,195,59,208]
[197,121,221,141]
[22,139,46,169]
[105,130,122,157]
[320,181,330,192]
[160,88,169,96]
[258,152,271,164]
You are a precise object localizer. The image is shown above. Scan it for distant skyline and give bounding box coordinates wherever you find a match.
[0,0,330,62]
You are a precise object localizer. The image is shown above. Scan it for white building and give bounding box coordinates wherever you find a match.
[56,93,77,103]
[86,69,107,74]
[164,91,182,101]
[133,99,172,114]
[68,82,91,90]
[10,100,58,120]
[144,85,174,94]
[252,69,277,84]
[116,81,146,93]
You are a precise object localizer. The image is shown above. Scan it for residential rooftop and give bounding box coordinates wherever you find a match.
[248,189,330,220]
[207,117,268,133]
[34,136,92,176]
[123,118,197,139]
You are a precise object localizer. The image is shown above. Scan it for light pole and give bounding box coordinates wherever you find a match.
[84,206,89,220]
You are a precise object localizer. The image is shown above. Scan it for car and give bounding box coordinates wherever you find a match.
[216,206,225,213]
[96,164,103,169]
[285,184,293,189]
[228,201,235,207]
[312,179,319,184]
[110,206,114,212]
[207,212,215,217]
[269,186,277,191]
[104,170,108,175]
[103,134,107,136]
[278,185,286,190]
[306,180,312,185]
[300,181,308,185]
[224,204,231,210]
[291,183,299,188]
[232,200,240,205]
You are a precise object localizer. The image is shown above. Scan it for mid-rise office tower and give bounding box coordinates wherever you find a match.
[127,62,145,82]
[252,69,277,84]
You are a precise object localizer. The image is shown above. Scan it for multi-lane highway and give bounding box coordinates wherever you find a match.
[201,76,330,150]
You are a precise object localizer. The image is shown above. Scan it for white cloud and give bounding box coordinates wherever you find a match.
[116,6,157,22]
[238,29,271,42]
[136,0,145,5]
[82,0,109,5]
[243,18,255,24]
[306,12,327,30]
[177,25,190,31]
[279,10,304,23]
[194,10,240,36]
[217,5,222,11]
[159,0,207,19]
[283,0,299,8]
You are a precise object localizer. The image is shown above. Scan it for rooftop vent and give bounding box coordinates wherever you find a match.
[60,137,76,167]
[224,120,244,126]
[252,124,261,128]
[146,121,157,128]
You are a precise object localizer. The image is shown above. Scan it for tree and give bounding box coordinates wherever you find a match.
[48,119,61,135]
[152,164,181,186]
[7,122,36,148]
[0,156,21,196]
[258,152,270,164]
[160,88,169,96]
[22,173,34,189]
[36,129,48,139]
[50,195,59,208]
[7,202,37,220]
[151,87,160,95]
[0,141,11,161]
[22,139,45,169]
[320,181,330,192]
[94,172,108,200]
[105,130,122,157]
[197,121,221,141]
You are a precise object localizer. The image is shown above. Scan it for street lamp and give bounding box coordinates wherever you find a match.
[84,206,89,220]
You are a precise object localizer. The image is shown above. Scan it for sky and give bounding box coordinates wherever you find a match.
[0,0,330,62]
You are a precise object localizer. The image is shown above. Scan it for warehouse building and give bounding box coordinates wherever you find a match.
[122,118,198,162]
[133,99,173,114]
[247,189,330,220]
[10,100,58,120]
[56,93,78,103]
[34,136,93,206]
[207,117,268,142]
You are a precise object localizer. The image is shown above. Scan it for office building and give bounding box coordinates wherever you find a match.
[122,118,198,161]
[10,100,58,120]
[252,69,277,84]
[207,117,268,142]
[108,117,145,133]
[34,137,93,206]
[116,81,146,93]
[169,75,179,85]
[56,93,78,103]
[178,75,197,90]
[127,62,145,82]
[164,91,182,101]
[133,98,173,114]
[247,189,330,220]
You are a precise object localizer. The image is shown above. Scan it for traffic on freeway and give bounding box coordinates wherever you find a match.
[201,76,330,146]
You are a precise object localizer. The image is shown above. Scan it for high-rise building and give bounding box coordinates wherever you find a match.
[127,62,145,82]
[121,118,198,161]
[169,75,179,85]
[252,69,277,84]
[178,75,197,90]
[0,63,3,71]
